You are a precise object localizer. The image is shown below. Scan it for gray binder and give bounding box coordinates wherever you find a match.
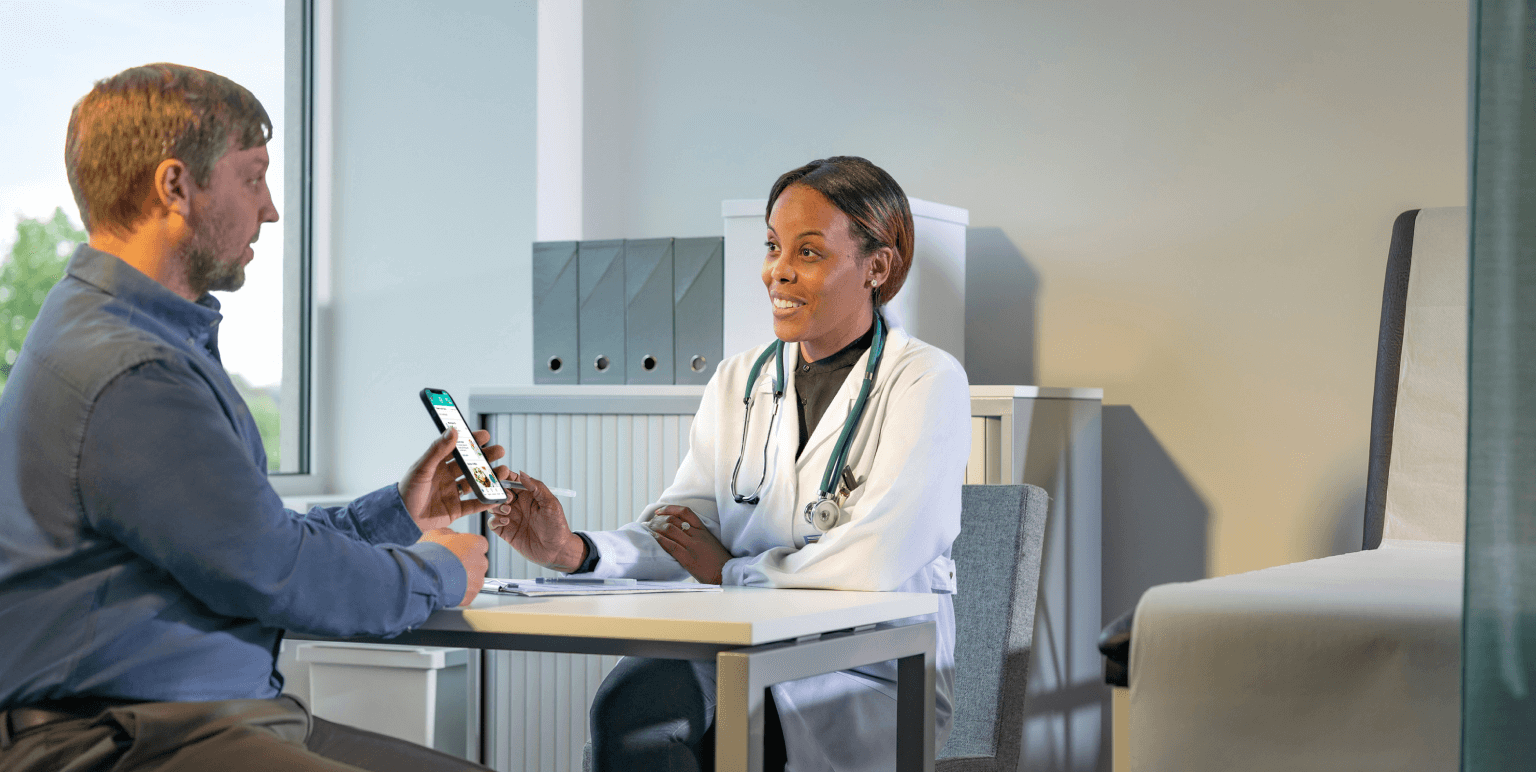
[532,241,579,384]
[577,239,626,384]
[624,238,674,384]
[673,237,724,385]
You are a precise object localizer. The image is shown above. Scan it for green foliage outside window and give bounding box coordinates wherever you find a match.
[1,210,281,469]
[0,208,81,385]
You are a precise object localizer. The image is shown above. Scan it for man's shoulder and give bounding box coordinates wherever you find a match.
[17,277,187,399]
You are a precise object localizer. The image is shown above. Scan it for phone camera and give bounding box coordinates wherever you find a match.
[642,355,657,371]
[690,355,707,372]
[548,356,563,372]
[594,355,610,372]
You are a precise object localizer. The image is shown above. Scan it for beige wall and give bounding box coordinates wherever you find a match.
[579,2,1467,768]
[582,0,1466,571]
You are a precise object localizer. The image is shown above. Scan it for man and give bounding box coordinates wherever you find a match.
[0,63,500,771]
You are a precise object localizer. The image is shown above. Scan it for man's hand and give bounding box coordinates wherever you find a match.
[399,427,510,533]
[418,527,489,607]
[647,506,731,585]
[488,472,587,572]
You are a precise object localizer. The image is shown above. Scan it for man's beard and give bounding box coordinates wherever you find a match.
[182,213,246,296]
[185,244,245,296]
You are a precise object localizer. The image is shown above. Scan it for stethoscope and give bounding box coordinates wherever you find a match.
[729,313,888,533]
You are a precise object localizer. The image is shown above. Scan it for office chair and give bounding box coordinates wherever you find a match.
[937,483,1050,771]
[1099,208,1466,771]
[580,484,1050,772]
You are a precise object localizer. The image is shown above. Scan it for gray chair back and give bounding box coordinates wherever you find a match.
[938,484,1050,771]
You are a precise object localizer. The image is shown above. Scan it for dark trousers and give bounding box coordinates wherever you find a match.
[0,695,488,772]
[589,657,786,772]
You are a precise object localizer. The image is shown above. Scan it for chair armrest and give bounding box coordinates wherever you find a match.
[1099,608,1134,687]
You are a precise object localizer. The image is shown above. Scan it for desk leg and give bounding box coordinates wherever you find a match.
[716,622,936,772]
[896,646,936,772]
[716,653,765,772]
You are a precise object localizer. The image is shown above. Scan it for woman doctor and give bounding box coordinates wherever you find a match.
[491,156,971,772]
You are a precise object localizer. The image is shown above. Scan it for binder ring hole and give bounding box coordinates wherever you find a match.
[690,355,707,372]
[547,356,563,372]
[642,355,657,371]
[594,355,610,372]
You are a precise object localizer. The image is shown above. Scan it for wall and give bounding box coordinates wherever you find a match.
[326,0,536,493]
[578,3,1466,768]
[580,0,1466,578]
[319,1,1466,767]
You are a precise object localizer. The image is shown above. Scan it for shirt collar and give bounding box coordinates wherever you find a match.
[795,320,876,376]
[67,243,223,336]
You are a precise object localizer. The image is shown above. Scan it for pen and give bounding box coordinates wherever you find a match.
[534,577,638,585]
[500,479,579,498]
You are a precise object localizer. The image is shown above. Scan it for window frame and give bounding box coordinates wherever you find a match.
[270,0,330,495]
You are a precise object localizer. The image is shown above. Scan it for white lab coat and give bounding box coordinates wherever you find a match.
[584,323,971,772]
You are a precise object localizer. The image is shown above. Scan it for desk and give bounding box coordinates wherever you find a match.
[298,586,939,772]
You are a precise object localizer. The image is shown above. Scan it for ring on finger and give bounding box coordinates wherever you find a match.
[680,521,691,531]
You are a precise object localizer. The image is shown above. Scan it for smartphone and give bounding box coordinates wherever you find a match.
[420,388,508,504]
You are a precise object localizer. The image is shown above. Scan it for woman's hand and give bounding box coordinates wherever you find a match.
[399,427,509,533]
[488,472,587,573]
[647,506,731,585]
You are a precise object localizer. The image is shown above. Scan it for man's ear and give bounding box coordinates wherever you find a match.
[154,158,194,218]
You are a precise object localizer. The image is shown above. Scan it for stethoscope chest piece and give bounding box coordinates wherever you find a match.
[806,496,845,532]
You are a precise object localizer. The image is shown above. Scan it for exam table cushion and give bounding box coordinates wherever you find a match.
[1128,541,1461,772]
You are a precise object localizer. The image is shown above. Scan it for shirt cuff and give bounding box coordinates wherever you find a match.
[349,484,420,546]
[407,540,468,608]
[569,532,601,574]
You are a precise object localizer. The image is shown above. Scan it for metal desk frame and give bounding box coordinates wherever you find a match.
[298,617,935,772]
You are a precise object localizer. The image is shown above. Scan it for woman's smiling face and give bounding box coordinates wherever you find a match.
[762,185,889,362]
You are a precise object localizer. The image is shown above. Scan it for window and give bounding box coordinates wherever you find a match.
[0,0,313,475]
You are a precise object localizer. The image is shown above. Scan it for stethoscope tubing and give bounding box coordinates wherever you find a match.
[727,314,888,520]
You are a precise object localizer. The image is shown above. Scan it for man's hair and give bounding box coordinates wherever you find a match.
[65,63,272,235]
[766,156,914,306]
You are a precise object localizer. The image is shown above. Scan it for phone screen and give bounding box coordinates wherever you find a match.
[423,389,507,503]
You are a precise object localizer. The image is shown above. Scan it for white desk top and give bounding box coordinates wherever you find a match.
[431,586,938,647]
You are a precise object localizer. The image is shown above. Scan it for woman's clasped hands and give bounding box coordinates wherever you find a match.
[646,506,731,585]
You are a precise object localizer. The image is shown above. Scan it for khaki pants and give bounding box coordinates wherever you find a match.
[0,696,488,772]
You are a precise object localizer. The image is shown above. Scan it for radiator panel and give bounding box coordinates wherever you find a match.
[483,411,693,772]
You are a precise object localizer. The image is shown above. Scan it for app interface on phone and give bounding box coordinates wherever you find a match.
[426,391,504,500]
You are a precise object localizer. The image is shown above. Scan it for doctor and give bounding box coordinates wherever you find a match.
[492,156,971,772]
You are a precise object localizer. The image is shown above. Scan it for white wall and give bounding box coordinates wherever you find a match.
[578,6,1466,767]
[316,2,1466,766]
[326,0,536,494]
[579,0,1466,574]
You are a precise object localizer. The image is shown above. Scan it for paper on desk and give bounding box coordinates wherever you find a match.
[481,578,722,596]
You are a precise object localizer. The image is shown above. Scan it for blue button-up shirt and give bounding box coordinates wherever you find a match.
[0,245,465,708]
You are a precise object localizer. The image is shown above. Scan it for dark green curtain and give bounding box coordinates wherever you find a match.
[1464,0,1536,768]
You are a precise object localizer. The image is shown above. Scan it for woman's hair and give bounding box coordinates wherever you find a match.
[65,62,272,235]
[766,156,913,306]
